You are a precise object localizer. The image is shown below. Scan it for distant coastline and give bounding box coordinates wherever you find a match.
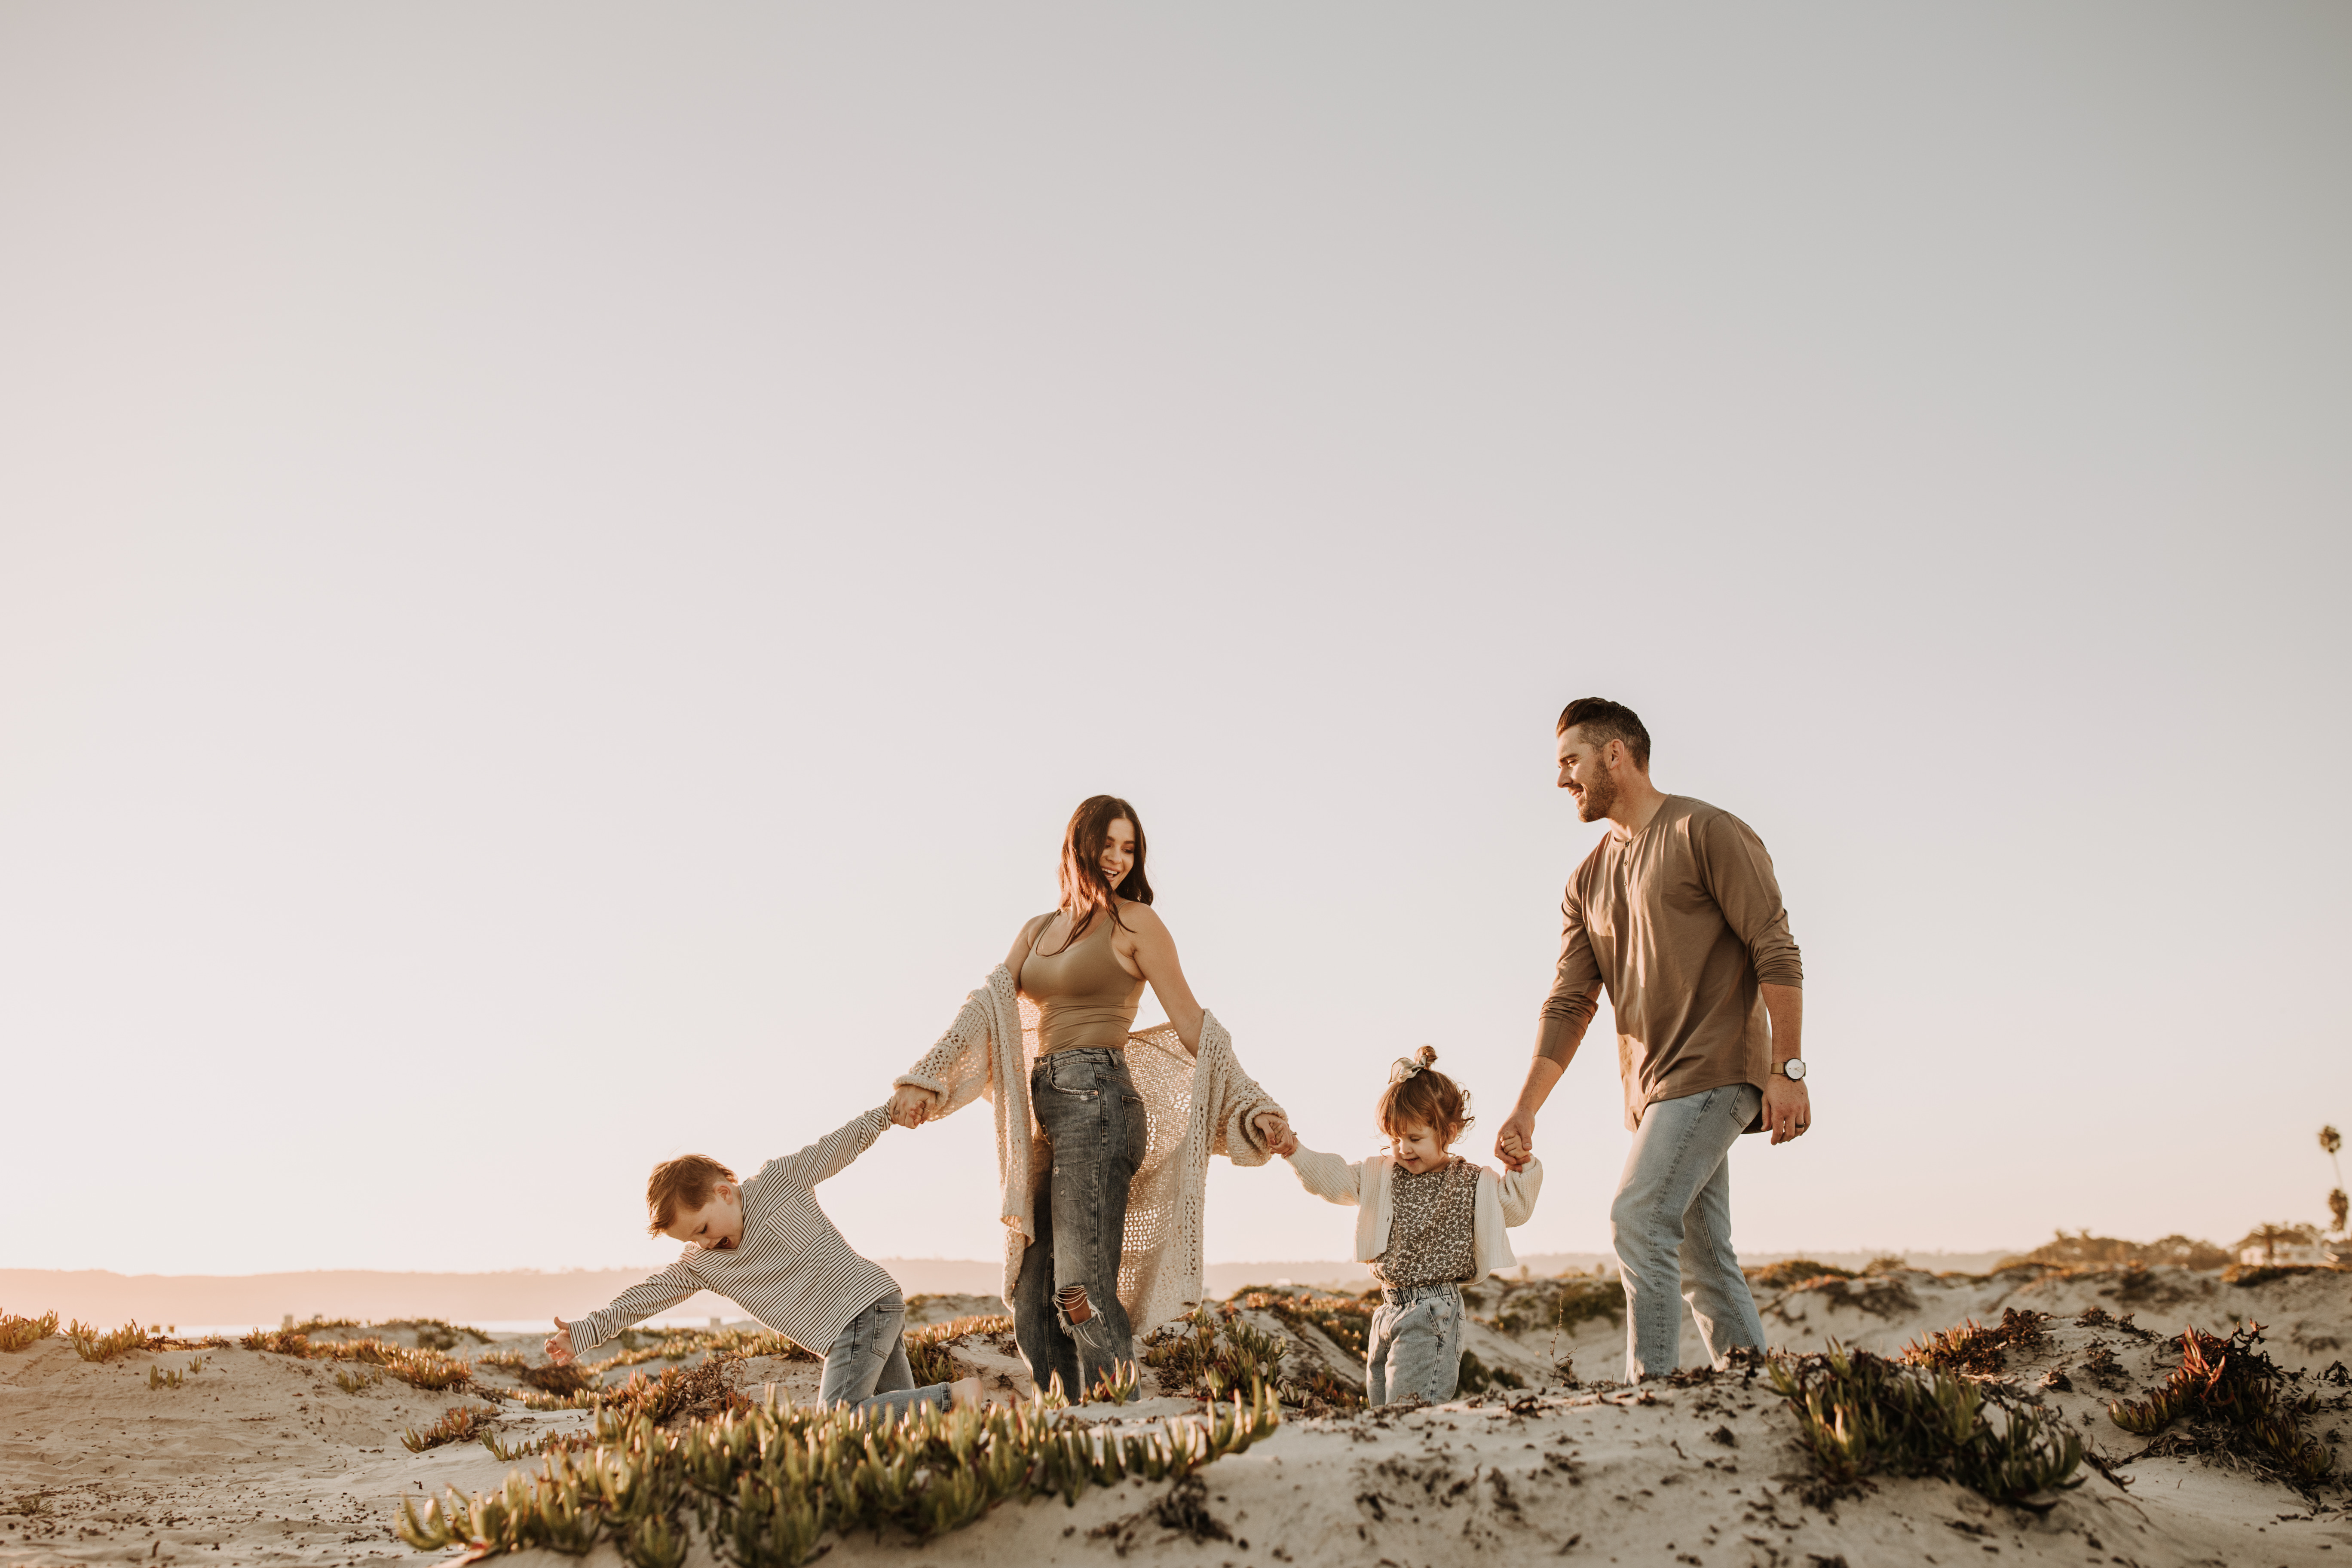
[0,1251,2020,1330]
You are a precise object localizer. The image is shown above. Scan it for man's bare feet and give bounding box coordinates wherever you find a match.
[949,1375,985,1410]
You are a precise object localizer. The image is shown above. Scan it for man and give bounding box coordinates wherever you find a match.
[1494,698,1808,1381]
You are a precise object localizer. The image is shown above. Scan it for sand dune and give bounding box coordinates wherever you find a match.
[3,1264,2347,1566]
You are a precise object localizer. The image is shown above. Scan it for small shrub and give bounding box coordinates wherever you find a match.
[481,1431,545,1462]
[591,1323,818,1373]
[1992,1232,2230,1273]
[1145,1307,1285,1402]
[1279,1360,1366,1413]
[2108,1323,2341,1494]
[67,1320,152,1363]
[1748,1259,1857,1292]
[0,1311,58,1353]
[1457,1350,1524,1396]
[904,1314,1014,1386]
[1770,1346,2084,1509]
[1814,1276,1921,1320]
[380,1317,492,1350]
[1485,1273,1622,1335]
[3,1494,54,1519]
[595,1358,750,1427]
[401,1405,503,1453]
[518,1362,593,1396]
[1233,1289,1376,1357]
[1904,1309,2050,1377]
[239,1327,474,1391]
[1088,1360,1141,1404]
[1861,1255,1911,1275]
[335,1367,384,1394]
[2222,1263,2340,1288]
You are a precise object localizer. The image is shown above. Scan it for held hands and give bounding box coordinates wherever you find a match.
[1252,1109,1298,1157]
[1763,1076,1812,1145]
[544,1317,576,1366]
[1494,1111,1534,1173]
[888,1085,939,1129]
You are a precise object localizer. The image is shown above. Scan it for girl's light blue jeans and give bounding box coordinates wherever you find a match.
[819,1287,954,1419]
[1365,1281,1464,1405]
[1610,1081,1769,1381]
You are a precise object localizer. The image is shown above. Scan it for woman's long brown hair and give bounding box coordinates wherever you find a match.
[1042,794,1152,954]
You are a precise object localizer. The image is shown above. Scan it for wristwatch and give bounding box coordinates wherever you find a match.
[1774,1059,1807,1081]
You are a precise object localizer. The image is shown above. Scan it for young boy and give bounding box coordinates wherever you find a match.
[545,1103,982,1418]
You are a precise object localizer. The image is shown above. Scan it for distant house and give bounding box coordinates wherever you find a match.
[2235,1239,2331,1267]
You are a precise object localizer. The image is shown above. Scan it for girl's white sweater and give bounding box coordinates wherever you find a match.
[894,965,1287,1339]
[1285,1146,1544,1284]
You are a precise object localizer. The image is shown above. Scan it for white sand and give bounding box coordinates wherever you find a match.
[4,1266,2347,1566]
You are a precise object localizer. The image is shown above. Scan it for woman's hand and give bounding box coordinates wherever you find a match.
[544,1317,576,1366]
[889,1085,938,1128]
[1252,1109,1298,1157]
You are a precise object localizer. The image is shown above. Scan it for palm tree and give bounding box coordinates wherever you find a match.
[2324,1126,2346,1237]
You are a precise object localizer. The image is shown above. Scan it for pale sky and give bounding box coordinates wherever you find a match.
[3,3,2346,1285]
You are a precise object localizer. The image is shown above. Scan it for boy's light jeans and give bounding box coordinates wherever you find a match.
[1365,1282,1464,1405]
[819,1287,954,1419]
[1610,1082,1768,1381]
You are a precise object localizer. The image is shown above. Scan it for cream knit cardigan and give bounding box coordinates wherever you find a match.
[893,965,1286,1339]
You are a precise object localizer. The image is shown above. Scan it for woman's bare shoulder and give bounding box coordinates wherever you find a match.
[1118,899,1171,935]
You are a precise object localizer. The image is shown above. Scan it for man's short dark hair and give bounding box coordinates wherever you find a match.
[1556,697,1651,770]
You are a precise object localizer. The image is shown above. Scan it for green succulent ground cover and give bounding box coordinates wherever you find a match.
[397,1380,1283,1566]
[1768,1345,2086,1510]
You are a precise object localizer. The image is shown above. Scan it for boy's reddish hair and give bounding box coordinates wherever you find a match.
[646,1155,736,1237]
[1377,1046,1473,1148]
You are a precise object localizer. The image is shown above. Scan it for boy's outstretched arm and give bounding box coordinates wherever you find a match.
[763,1105,892,1191]
[548,1261,700,1363]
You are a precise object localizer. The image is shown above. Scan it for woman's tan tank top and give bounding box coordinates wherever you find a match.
[1020,909,1146,1054]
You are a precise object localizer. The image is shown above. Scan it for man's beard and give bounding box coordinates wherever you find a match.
[1575,769,1619,823]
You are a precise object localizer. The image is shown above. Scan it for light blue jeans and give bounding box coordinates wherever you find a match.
[819,1288,954,1419]
[1365,1282,1464,1405]
[1610,1082,1768,1381]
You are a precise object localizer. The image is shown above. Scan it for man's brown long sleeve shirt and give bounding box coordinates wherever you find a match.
[1538,795,1803,1130]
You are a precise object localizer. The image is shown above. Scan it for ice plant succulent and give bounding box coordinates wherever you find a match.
[396,1377,1282,1565]
[0,1311,58,1354]
[2108,1322,2340,1494]
[1769,1344,2085,1510]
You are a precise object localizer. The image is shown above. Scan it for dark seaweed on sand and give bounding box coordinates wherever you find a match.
[2109,1322,2346,1497]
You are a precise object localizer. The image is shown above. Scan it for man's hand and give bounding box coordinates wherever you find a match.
[544,1317,576,1366]
[1494,1111,1534,1172]
[888,1085,937,1128]
[1763,1075,1812,1145]
[1253,1109,1298,1157]
[1495,1057,1563,1173]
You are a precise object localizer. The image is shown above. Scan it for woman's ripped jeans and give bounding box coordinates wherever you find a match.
[1011,1047,1146,1402]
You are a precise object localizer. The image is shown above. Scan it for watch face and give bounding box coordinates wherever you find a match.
[1782,1059,1806,1081]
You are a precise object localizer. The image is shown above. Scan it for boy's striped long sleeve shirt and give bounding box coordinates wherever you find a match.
[567,1106,900,1360]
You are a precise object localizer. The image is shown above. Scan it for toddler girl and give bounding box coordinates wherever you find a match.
[1285,1047,1543,1405]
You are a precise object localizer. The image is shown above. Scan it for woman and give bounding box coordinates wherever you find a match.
[890,795,1295,1402]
